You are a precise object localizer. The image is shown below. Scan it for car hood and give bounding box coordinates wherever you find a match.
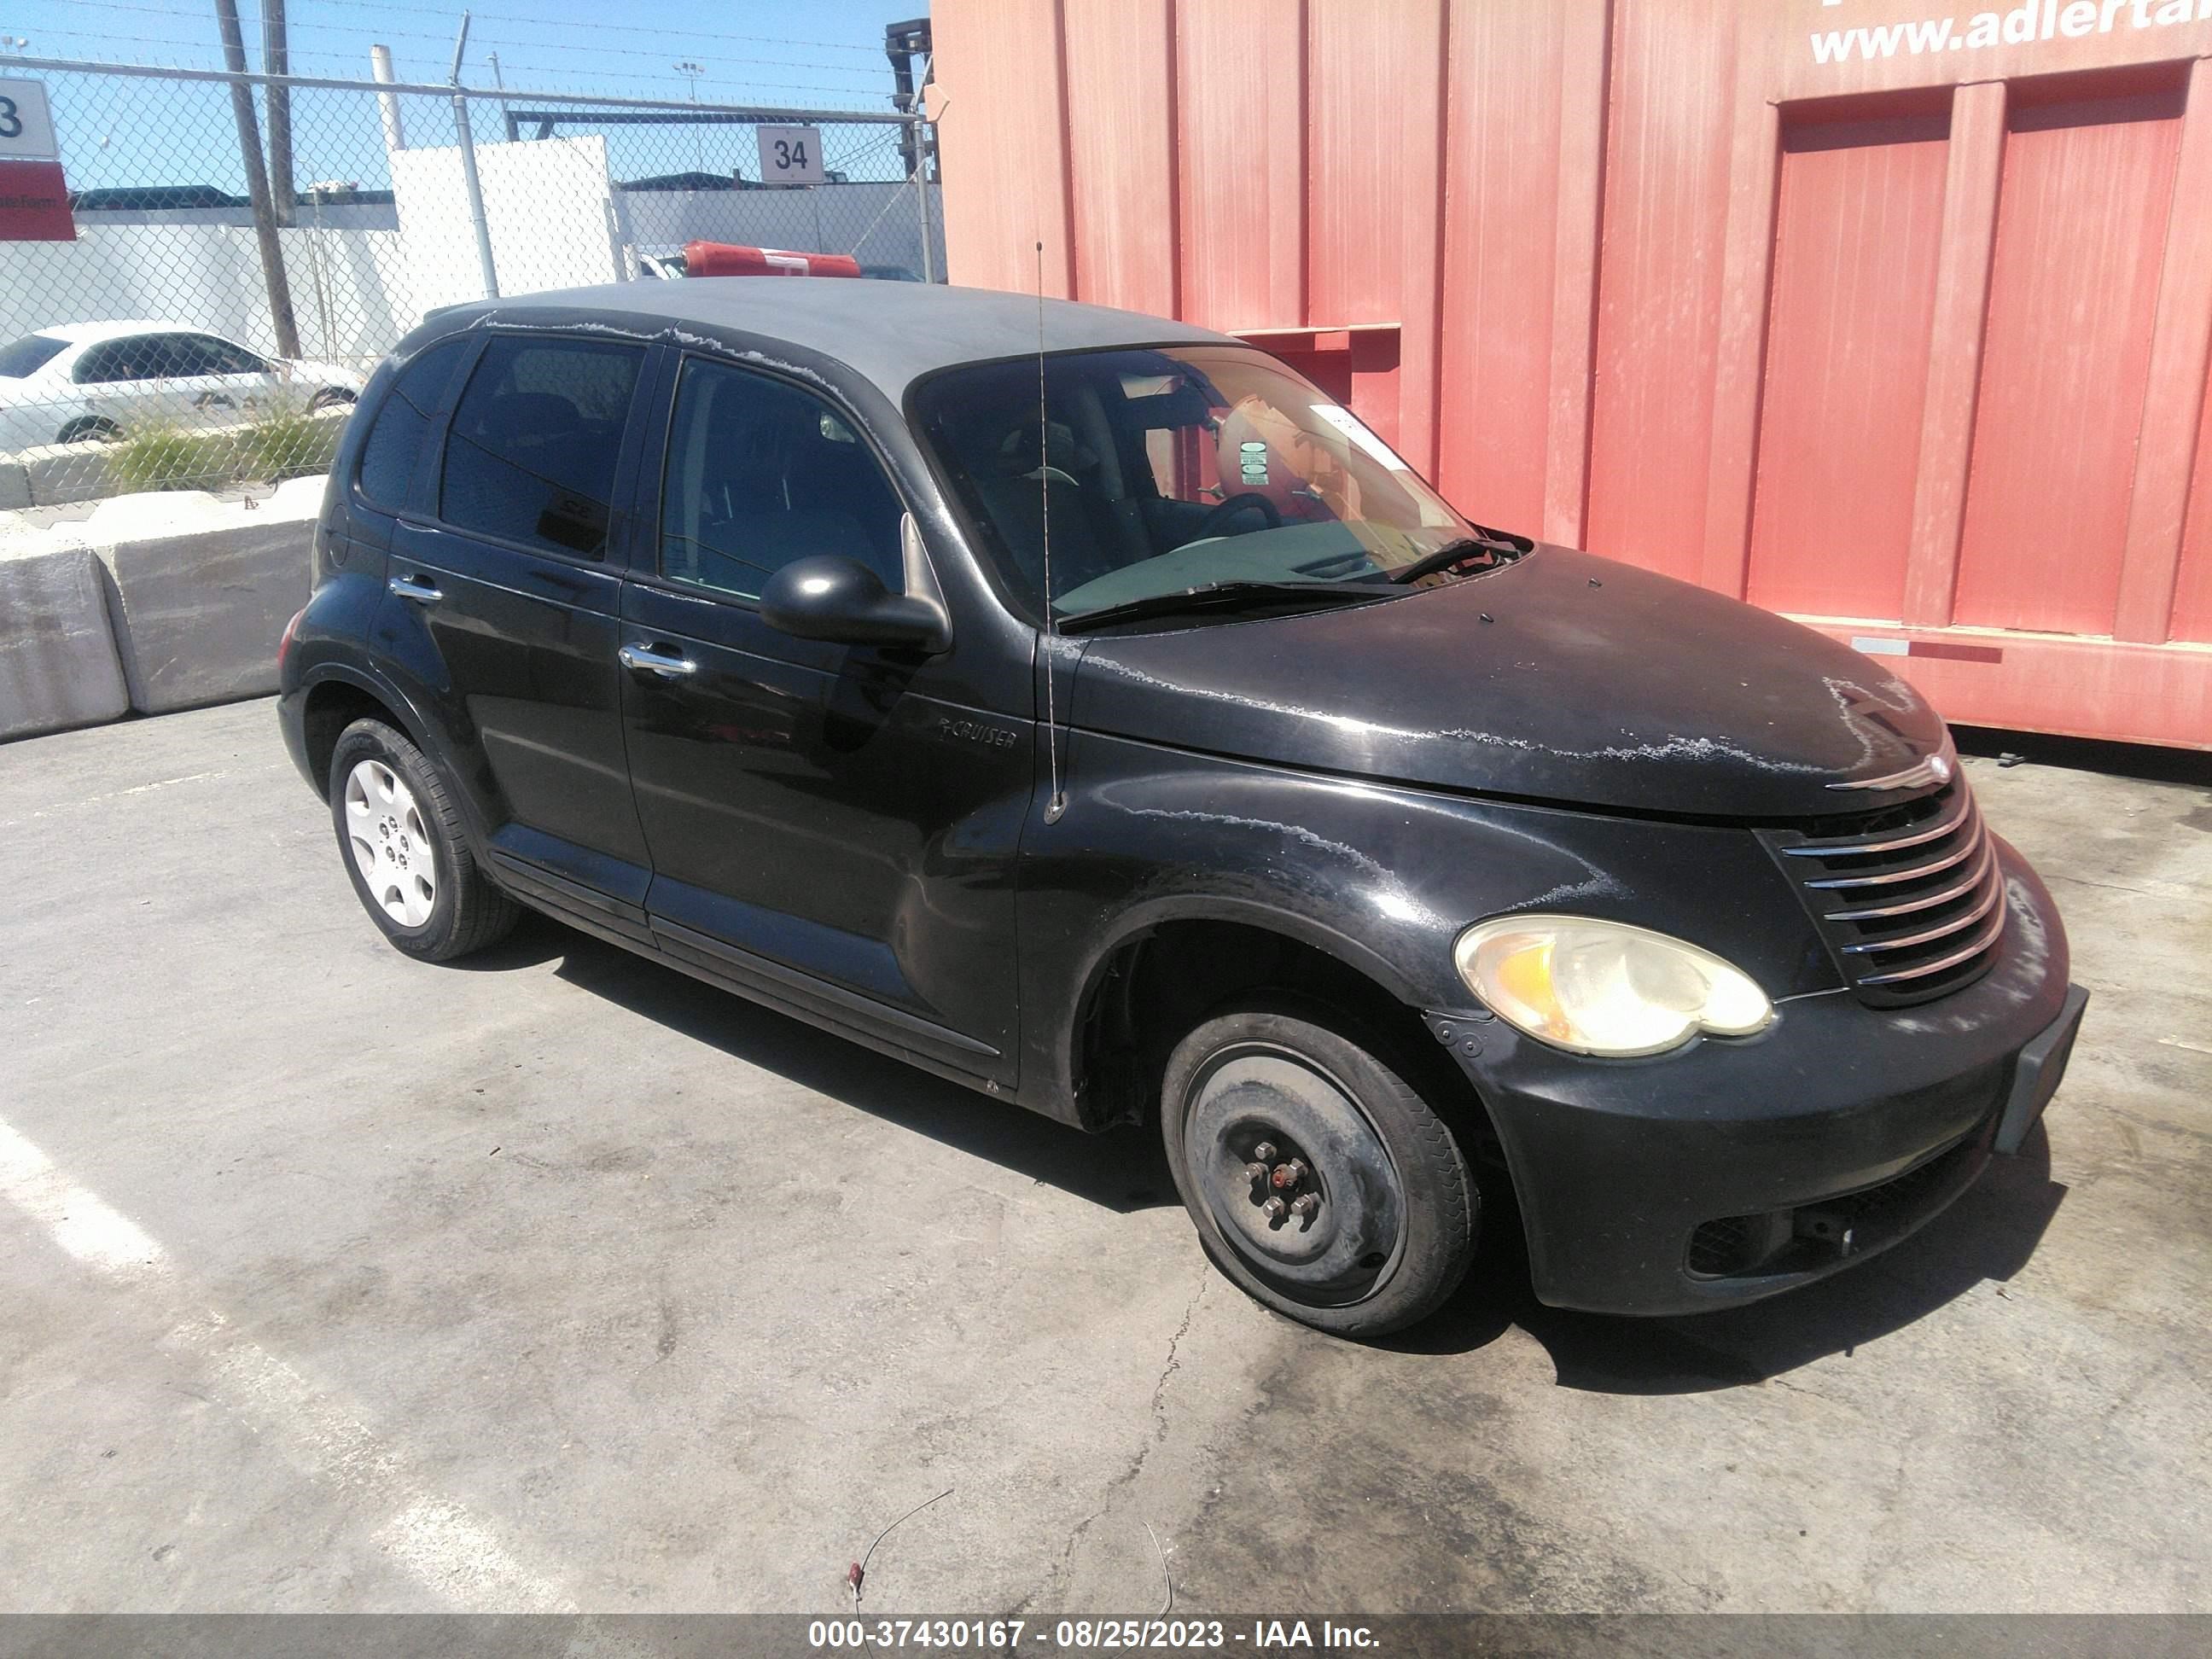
[1064,545,1951,818]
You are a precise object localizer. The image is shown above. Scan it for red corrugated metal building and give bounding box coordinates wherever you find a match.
[931,0,2212,748]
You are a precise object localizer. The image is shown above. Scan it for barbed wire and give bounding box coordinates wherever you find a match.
[5,36,899,104]
[253,0,892,55]
[55,1,895,79]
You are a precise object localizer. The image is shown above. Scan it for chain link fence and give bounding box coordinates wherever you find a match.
[0,56,940,505]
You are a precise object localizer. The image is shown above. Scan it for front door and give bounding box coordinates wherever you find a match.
[385,329,656,925]
[617,352,1026,1079]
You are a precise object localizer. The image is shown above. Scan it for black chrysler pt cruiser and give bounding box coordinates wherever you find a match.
[279,279,2087,1336]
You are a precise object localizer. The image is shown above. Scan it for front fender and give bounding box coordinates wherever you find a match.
[1016,731,1837,1125]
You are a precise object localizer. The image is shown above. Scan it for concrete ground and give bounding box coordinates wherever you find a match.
[1,699,2206,1616]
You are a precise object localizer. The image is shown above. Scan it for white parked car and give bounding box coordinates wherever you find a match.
[0,322,365,456]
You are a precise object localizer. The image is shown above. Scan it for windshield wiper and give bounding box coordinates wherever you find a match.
[1386,529,1527,585]
[1055,580,1390,635]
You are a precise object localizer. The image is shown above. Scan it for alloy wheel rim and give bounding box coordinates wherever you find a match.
[1183,1041,1406,1307]
[343,758,437,928]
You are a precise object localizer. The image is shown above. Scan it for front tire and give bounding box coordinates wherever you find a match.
[1160,995,1478,1336]
[328,718,516,962]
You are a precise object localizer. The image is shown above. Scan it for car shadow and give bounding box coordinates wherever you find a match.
[1389,1126,2068,1393]
[522,913,1178,1216]
[475,911,2067,1388]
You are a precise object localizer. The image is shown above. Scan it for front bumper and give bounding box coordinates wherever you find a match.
[1435,836,2081,1316]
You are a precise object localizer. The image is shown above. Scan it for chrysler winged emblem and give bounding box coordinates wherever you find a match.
[1828,750,1954,792]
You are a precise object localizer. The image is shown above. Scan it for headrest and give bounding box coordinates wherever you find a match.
[993,417,1091,479]
[466,391,581,441]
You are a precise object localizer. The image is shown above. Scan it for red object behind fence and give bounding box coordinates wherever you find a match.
[0,160,75,242]
[684,242,861,279]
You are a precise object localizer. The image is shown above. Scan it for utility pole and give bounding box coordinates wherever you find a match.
[884,19,929,183]
[212,0,300,357]
[261,0,294,224]
[448,12,498,300]
[370,44,407,153]
[672,61,704,172]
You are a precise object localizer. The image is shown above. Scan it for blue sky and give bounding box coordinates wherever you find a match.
[0,1,931,194]
[0,0,926,106]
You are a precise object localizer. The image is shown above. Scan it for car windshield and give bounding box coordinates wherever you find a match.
[912,344,1518,624]
[0,335,68,379]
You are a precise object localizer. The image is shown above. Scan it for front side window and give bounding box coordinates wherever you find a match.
[913,345,1511,625]
[119,335,233,380]
[656,356,905,600]
[73,338,156,384]
[439,335,643,558]
[356,337,471,510]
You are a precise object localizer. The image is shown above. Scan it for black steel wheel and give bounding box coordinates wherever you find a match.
[1161,994,1477,1336]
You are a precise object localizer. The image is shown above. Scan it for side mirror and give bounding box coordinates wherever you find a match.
[759,555,951,654]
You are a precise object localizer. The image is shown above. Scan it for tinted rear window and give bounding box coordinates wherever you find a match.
[0,335,68,378]
[356,338,470,509]
[439,335,643,558]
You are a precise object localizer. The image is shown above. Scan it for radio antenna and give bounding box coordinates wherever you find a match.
[1036,239,1066,824]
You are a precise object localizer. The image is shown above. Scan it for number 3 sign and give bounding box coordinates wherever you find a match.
[755,124,826,188]
[0,79,59,159]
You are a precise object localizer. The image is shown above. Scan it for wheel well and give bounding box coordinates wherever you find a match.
[1076,920,1499,1155]
[58,415,119,442]
[301,680,407,798]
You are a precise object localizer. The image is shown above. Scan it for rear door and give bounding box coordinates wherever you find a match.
[615,351,1027,1078]
[177,333,283,419]
[69,334,184,434]
[382,329,658,933]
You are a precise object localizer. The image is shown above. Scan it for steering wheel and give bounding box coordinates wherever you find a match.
[1195,491,1284,538]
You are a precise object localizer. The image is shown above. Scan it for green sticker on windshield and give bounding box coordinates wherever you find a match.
[1239,440,1268,486]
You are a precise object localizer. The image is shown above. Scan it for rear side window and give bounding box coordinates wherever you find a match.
[189,335,267,375]
[0,335,67,378]
[73,338,154,384]
[356,337,471,510]
[657,356,904,600]
[439,335,643,559]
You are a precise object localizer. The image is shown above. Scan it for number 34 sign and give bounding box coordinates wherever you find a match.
[754,124,826,188]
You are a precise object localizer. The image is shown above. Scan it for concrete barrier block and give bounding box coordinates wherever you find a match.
[0,544,131,741]
[0,461,28,512]
[96,517,312,714]
[23,444,109,507]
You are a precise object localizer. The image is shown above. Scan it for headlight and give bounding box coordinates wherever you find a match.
[1452,915,1773,1057]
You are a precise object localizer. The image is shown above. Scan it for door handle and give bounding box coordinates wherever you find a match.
[388,573,441,604]
[619,643,697,678]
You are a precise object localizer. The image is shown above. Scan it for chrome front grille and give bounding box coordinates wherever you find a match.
[1761,779,2005,1007]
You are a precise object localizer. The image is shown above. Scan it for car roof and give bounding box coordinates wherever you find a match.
[432,277,1241,403]
[35,320,233,346]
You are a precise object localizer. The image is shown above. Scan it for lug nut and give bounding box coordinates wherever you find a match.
[1289,1193,1321,1222]
[1260,1196,1287,1225]
[1252,1141,1278,1164]
[1272,1159,1307,1190]
[1243,1161,1270,1185]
